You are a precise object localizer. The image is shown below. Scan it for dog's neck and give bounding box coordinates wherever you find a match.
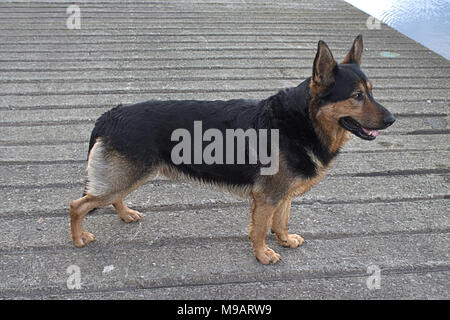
[265,80,338,166]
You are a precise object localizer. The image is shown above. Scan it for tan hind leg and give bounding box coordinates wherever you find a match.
[271,198,304,248]
[70,192,144,247]
[70,195,109,247]
[113,200,143,223]
[249,194,280,264]
[70,138,152,247]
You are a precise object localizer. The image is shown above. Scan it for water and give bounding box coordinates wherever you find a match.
[345,0,450,60]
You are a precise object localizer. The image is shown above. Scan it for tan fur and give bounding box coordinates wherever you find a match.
[342,34,363,65]
[313,104,351,154]
[309,96,351,154]
[71,140,256,248]
[270,198,304,248]
[366,81,373,93]
[287,154,330,199]
[248,151,331,262]
[309,80,385,155]
[113,200,143,222]
[158,163,253,198]
[71,139,155,247]
[86,139,154,198]
[72,137,334,262]
[249,193,281,264]
[246,71,387,263]
[70,195,103,247]
[252,154,292,204]
[69,36,384,265]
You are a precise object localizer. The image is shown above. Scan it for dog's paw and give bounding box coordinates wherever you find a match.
[72,231,95,247]
[279,233,304,248]
[119,209,143,223]
[254,247,281,264]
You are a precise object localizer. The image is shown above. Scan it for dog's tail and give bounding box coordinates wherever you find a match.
[87,119,102,160]
[86,104,123,159]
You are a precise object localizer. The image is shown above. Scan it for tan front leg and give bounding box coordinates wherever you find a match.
[271,198,304,248]
[249,195,281,264]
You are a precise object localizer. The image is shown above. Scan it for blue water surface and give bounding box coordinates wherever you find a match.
[345,0,450,60]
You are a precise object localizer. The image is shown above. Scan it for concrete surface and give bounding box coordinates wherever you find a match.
[0,0,448,299]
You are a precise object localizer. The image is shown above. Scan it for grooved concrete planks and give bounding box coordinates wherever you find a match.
[0,0,448,299]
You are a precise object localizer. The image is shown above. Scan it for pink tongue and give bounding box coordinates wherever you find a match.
[362,128,379,137]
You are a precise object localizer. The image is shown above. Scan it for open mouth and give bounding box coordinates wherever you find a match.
[338,116,379,140]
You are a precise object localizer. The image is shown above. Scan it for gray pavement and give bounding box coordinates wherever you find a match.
[0,0,448,299]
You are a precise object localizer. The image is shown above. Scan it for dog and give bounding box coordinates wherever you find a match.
[70,35,395,264]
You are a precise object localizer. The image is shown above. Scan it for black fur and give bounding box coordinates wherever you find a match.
[88,59,381,190]
[71,35,398,265]
[88,72,343,189]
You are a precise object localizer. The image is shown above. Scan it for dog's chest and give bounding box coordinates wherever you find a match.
[288,159,333,198]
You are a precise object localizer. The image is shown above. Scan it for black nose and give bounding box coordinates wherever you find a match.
[383,114,396,127]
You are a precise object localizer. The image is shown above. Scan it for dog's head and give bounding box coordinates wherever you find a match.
[309,35,395,141]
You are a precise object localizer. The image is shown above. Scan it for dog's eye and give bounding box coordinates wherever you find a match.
[352,92,364,100]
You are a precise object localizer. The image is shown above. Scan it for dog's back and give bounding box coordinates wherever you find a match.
[88,99,267,188]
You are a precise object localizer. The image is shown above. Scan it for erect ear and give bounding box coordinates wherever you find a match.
[342,34,363,65]
[312,40,337,91]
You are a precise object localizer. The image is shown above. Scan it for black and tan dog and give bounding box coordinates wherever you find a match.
[70,35,395,264]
